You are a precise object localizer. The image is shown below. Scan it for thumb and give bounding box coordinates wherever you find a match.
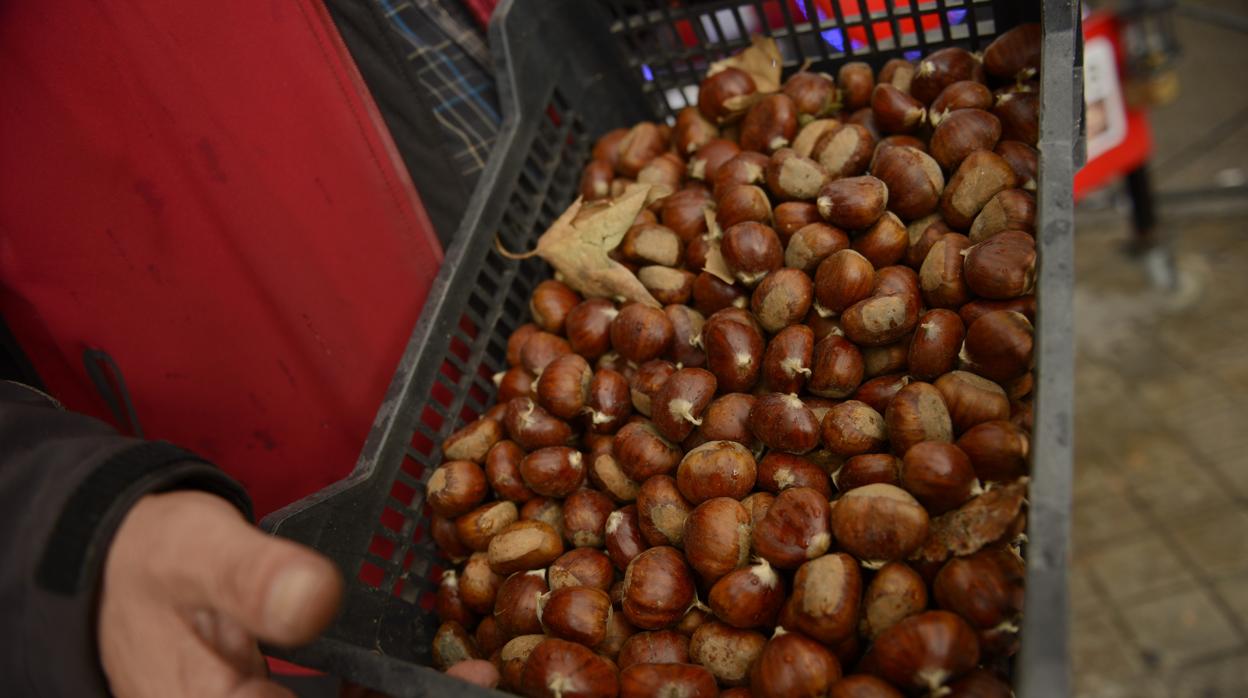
[162,492,344,645]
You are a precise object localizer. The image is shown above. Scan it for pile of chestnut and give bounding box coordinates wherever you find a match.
[427,22,1042,698]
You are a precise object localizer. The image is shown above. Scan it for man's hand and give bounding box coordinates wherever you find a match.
[99,491,344,697]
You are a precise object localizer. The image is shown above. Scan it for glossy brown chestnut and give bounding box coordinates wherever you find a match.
[939,150,1018,229]
[620,663,718,698]
[665,304,707,368]
[611,303,674,364]
[814,249,875,314]
[442,416,504,466]
[995,140,1039,191]
[618,630,691,669]
[519,447,585,498]
[964,229,1036,299]
[933,547,1024,630]
[861,562,928,640]
[935,370,1010,434]
[520,497,565,539]
[765,148,830,201]
[651,367,717,443]
[773,201,822,241]
[709,558,786,629]
[630,359,676,417]
[757,327,812,396]
[750,268,814,334]
[852,374,912,415]
[900,441,977,514]
[520,331,572,375]
[912,47,984,105]
[432,513,472,563]
[683,496,752,583]
[520,638,619,698]
[586,369,631,435]
[638,266,696,306]
[498,634,545,691]
[870,147,945,221]
[699,67,759,124]
[786,222,850,273]
[853,212,910,268]
[947,668,1014,697]
[808,334,865,399]
[691,393,758,449]
[741,93,799,153]
[534,353,593,421]
[871,84,926,134]
[908,309,965,381]
[929,81,994,126]
[432,620,478,670]
[787,552,862,644]
[436,570,477,627]
[661,187,714,243]
[984,22,1042,79]
[757,452,832,498]
[830,484,930,563]
[834,453,901,492]
[493,569,549,637]
[749,393,821,455]
[712,151,769,196]
[616,122,666,179]
[559,489,613,549]
[752,486,832,569]
[817,176,889,230]
[622,546,696,629]
[792,118,840,159]
[784,70,838,116]
[614,420,682,482]
[675,106,720,155]
[690,271,747,316]
[703,314,765,393]
[813,123,876,180]
[537,586,612,647]
[457,500,520,552]
[604,505,646,572]
[689,621,768,687]
[885,381,953,455]
[687,138,741,182]
[963,310,1033,383]
[838,62,875,111]
[530,279,581,335]
[848,108,881,140]
[507,323,541,367]
[458,552,504,616]
[863,610,980,693]
[970,189,1036,242]
[717,184,773,230]
[721,221,783,286]
[821,400,887,457]
[750,629,843,698]
[486,521,563,577]
[904,215,951,270]
[676,440,758,503]
[548,548,614,593]
[636,475,693,548]
[840,292,920,347]
[427,460,488,518]
[930,109,1002,172]
[959,295,1036,328]
[957,420,1030,482]
[994,90,1039,146]
[919,233,974,309]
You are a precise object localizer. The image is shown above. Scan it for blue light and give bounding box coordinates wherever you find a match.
[904,49,922,61]
[821,28,845,51]
[641,64,654,82]
[947,9,967,25]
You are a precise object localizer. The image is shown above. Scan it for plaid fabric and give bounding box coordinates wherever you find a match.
[374,0,500,185]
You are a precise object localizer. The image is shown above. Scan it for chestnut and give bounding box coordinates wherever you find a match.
[676,440,758,503]
[537,586,612,647]
[703,314,765,393]
[919,233,974,309]
[535,353,593,421]
[741,93,799,153]
[521,638,619,698]
[860,561,928,640]
[761,325,814,394]
[507,323,541,367]
[912,47,984,105]
[935,370,1010,434]
[834,453,901,492]
[520,497,565,539]
[817,175,888,230]
[665,304,707,368]
[593,128,629,169]
[870,147,944,221]
[684,497,751,582]
[786,222,850,273]
[750,629,842,698]
[963,311,1033,383]
[457,500,520,552]
[930,109,1002,172]
[848,107,881,140]
[622,545,696,629]
[863,610,980,693]
[709,558,786,629]
[432,620,478,670]
[662,186,714,241]
[689,621,767,687]
[675,106,720,155]
[939,150,1018,229]
[994,90,1040,146]
[611,303,674,363]
[808,334,865,399]
[699,67,758,123]
[964,229,1036,299]
[784,70,838,117]
[885,381,953,455]
[900,441,977,514]
[792,118,841,159]
[757,452,832,498]
[830,484,929,563]
[970,188,1036,242]
[774,201,822,241]
[765,148,830,201]
[995,140,1039,191]
[691,271,748,315]
[947,668,1014,697]
[873,264,922,300]
[605,505,646,571]
[933,548,1024,630]
[436,570,477,627]
[689,138,742,182]
[958,295,1035,328]
[880,57,916,93]
[853,212,910,268]
[587,368,632,435]
[813,123,876,181]
[806,309,845,343]
[676,605,711,636]
[499,634,546,691]
[614,420,681,481]
[712,151,769,196]
[474,615,505,658]
[908,309,965,381]
[616,122,667,178]
[904,215,951,270]
[871,84,926,134]
[530,279,581,334]
[749,269,813,334]
[630,359,676,418]
[618,630,690,668]
[637,474,692,547]
[621,223,682,268]
[746,393,818,455]
[487,520,563,576]
[496,366,536,403]
[549,548,614,592]
[752,486,831,569]
[852,374,911,415]
[838,62,875,110]
[520,446,585,498]
[620,664,717,698]
[441,416,503,465]
[821,400,887,457]
[458,552,504,615]
[788,552,862,644]
[721,221,783,285]
[840,293,920,347]
[717,184,773,230]
[427,460,488,518]
[829,675,904,698]
[692,393,757,448]
[561,488,614,548]
[562,301,616,361]
[929,81,994,126]
[432,513,472,563]
[985,22,1042,80]
[957,420,1029,482]
[815,249,875,314]
[862,339,910,379]
[639,266,696,306]
[651,367,717,443]
[494,569,549,637]
[520,331,572,375]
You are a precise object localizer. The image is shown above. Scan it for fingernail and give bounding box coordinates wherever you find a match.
[265,565,322,636]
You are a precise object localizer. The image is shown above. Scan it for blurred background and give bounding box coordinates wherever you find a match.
[1071,1,1248,696]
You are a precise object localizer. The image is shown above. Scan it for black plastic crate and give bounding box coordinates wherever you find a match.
[262,1,1079,695]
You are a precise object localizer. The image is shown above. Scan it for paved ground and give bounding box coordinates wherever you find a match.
[1071,4,1248,696]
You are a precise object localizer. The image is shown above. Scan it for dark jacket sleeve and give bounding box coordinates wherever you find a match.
[0,381,251,697]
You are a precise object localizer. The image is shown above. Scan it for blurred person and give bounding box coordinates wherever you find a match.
[1,0,504,695]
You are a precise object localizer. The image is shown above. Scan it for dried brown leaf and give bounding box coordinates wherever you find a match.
[910,479,1028,565]
[708,35,783,94]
